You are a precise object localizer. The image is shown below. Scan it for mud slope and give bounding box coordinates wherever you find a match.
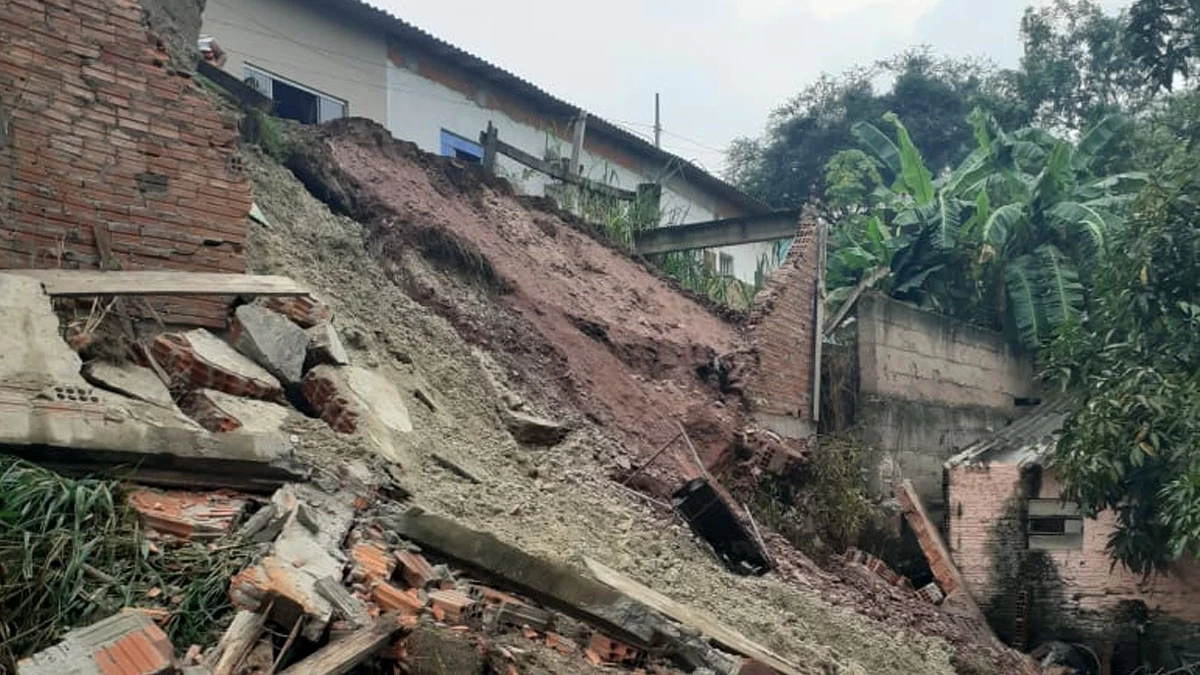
[318,120,746,483]
[242,147,1012,675]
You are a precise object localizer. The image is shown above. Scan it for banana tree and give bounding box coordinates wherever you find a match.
[828,109,1143,348]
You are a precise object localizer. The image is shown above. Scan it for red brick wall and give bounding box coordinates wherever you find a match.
[947,464,1200,623]
[0,0,250,327]
[743,211,820,434]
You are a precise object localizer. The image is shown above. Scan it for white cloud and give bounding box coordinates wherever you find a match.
[736,0,942,27]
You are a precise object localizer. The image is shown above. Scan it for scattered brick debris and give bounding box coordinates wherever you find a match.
[18,610,175,675]
[396,550,438,589]
[351,543,396,582]
[262,296,333,329]
[128,488,248,541]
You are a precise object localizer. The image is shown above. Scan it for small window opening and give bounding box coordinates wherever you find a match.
[718,253,734,277]
[440,129,482,163]
[244,65,346,126]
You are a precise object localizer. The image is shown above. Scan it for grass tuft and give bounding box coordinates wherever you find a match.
[0,456,258,669]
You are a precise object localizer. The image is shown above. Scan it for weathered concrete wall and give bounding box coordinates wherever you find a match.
[947,463,1200,657]
[743,216,819,439]
[856,294,1033,504]
[857,293,1032,408]
[0,0,250,326]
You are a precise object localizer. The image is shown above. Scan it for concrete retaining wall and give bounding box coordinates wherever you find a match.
[855,294,1033,505]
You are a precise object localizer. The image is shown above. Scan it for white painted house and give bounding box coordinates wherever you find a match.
[201,0,782,283]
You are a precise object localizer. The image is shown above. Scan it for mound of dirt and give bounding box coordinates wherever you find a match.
[242,133,1031,674]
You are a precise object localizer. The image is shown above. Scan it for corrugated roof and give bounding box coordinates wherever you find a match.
[945,399,1075,468]
[318,0,771,215]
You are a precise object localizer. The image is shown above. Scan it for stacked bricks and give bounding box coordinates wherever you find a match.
[587,632,641,666]
[427,589,481,625]
[743,208,822,427]
[396,550,439,590]
[151,331,283,401]
[350,543,395,582]
[303,365,360,433]
[0,0,251,328]
[262,296,333,328]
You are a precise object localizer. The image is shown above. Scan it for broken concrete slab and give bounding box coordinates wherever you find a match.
[306,323,350,368]
[0,273,88,385]
[18,609,176,675]
[383,507,662,648]
[128,488,249,541]
[304,366,411,435]
[261,295,333,329]
[229,484,357,641]
[230,304,309,384]
[304,365,414,468]
[152,329,283,401]
[501,408,569,446]
[180,389,292,434]
[0,267,297,493]
[585,559,803,675]
[82,361,176,410]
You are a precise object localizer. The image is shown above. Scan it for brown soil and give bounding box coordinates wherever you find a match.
[313,119,746,488]
[242,130,1031,674]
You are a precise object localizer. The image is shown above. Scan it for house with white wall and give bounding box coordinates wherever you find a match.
[200,0,781,284]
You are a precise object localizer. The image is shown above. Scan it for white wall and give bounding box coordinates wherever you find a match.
[205,0,778,284]
[202,0,389,124]
[386,59,778,284]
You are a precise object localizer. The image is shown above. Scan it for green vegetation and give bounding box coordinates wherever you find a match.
[0,457,256,669]
[826,110,1141,348]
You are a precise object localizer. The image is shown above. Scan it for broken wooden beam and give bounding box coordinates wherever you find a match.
[7,270,311,297]
[206,609,268,675]
[276,613,406,675]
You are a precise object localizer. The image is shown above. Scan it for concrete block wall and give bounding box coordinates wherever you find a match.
[857,293,1033,409]
[947,464,1200,626]
[743,214,819,439]
[0,0,251,327]
[856,294,1034,505]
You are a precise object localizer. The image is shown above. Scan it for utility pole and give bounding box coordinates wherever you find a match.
[654,93,662,149]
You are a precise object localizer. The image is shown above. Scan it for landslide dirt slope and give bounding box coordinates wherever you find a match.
[242,122,1027,674]
[311,119,747,489]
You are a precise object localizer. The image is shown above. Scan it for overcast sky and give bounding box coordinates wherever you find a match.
[375,0,1127,174]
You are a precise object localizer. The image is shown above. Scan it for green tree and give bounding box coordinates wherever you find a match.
[1045,159,1200,575]
[827,111,1142,348]
[726,49,1027,208]
[1017,0,1156,132]
[1128,0,1200,91]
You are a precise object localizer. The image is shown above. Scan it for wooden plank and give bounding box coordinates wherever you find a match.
[632,210,800,255]
[584,558,804,675]
[207,609,268,675]
[487,136,636,201]
[277,613,405,675]
[7,270,311,297]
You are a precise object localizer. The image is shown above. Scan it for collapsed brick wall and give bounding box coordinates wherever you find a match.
[742,210,821,439]
[0,0,250,327]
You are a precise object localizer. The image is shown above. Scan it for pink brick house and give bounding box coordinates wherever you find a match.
[944,401,1200,672]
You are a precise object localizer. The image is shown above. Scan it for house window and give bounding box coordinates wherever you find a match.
[243,65,346,125]
[1027,499,1083,550]
[440,130,482,163]
[719,253,734,277]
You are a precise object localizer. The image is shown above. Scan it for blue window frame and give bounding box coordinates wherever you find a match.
[440,129,483,163]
